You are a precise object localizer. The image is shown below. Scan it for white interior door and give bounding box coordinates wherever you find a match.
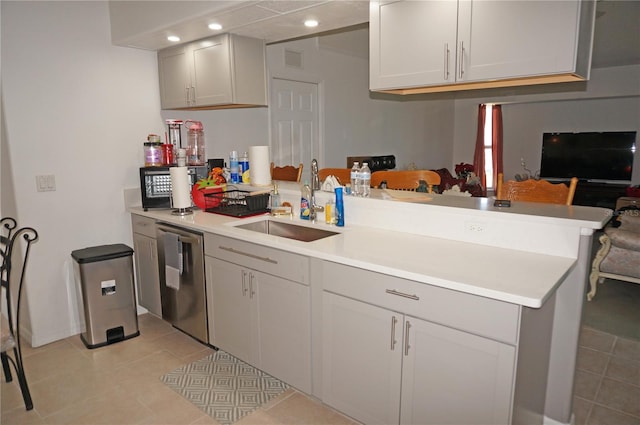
[270,78,320,182]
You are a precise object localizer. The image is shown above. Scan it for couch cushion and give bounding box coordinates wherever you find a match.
[605,227,640,251]
[600,245,640,279]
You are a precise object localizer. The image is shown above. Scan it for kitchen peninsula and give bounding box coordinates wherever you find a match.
[130,182,609,425]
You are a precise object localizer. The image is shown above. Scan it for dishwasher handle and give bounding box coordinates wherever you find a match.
[157,224,203,243]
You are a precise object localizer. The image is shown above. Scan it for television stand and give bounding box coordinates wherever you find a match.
[573,181,628,209]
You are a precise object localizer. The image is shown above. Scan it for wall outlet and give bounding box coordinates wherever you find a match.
[36,175,56,192]
[465,221,486,233]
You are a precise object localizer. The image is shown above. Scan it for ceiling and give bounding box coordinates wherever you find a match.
[110,0,640,69]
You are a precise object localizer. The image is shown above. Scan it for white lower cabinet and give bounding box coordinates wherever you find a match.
[399,314,515,425]
[131,215,161,317]
[322,292,514,425]
[204,234,311,393]
[322,292,402,425]
[207,258,256,363]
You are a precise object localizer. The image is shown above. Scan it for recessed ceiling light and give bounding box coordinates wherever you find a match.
[167,35,180,42]
[304,19,319,28]
[208,23,222,30]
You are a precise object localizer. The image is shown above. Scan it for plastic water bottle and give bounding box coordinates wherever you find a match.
[239,152,249,183]
[360,162,371,197]
[350,162,360,196]
[185,120,205,165]
[229,151,239,183]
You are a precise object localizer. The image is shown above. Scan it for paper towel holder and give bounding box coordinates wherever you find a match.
[169,166,195,216]
[171,206,193,216]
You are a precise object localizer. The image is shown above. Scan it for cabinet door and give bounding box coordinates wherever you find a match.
[255,271,311,393]
[206,257,256,363]
[370,0,458,90]
[459,0,581,82]
[400,316,515,425]
[132,233,161,316]
[158,45,190,109]
[190,35,232,106]
[322,292,402,425]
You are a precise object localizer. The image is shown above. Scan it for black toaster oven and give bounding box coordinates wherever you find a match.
[139,166,208,210]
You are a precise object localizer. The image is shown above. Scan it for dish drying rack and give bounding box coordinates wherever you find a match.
[204,190,270,217]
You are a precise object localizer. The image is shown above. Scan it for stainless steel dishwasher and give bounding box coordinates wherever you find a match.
[156,223,208,344]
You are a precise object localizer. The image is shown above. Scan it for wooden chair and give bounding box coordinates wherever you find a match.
[318,168,352,186]
[270,162,303,182]
[496,173,578,205]
[370,170,442,193]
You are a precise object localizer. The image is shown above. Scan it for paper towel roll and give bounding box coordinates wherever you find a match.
[249,145,272,186]
[170,166,192,209]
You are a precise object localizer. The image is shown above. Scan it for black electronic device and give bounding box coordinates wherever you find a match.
[540,131,637,183]
[139,166,208,210]
[494,199,511,208]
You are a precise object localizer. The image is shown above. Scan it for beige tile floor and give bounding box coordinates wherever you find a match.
[1,314,357,425]
[573,326,640,425]
[3,314,639,425]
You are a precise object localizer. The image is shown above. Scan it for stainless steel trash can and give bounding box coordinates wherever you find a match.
[71,244,140,349]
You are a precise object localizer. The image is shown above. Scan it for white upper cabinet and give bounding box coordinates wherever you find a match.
[370,0,596,94]
[158,33,267,109]
[370,1,459,89]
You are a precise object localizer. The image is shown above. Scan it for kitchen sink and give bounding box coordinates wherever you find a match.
[234,220,339,242]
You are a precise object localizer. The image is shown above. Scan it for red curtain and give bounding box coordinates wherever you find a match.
[492,105,504,189]
[473,105,487,196]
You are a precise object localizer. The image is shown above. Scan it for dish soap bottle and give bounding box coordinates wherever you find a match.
[271,184,281,209]
[300,181,311,220]
[335,187,344,227]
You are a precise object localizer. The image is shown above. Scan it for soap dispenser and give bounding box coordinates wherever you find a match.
[271,184,281,209]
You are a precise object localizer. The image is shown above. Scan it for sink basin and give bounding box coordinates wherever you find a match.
[234,220,339,242]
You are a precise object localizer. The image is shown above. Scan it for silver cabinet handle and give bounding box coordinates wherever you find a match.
[444,43,450,80]
[219,246,278,264]
[385,289,419,301]
[249,272,256,299]
[185,84,190,104]
[241,270,248,296]
[391,316,398,350]
[190,85,196,106]
[404,320,412,356]
[459,41,465,79]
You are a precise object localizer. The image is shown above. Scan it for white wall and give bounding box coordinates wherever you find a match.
[502,97,640,182]
[451,65,640,186]
[266,33,455,170]
[2,1,163,346]
[161,30,456,172]
[158,108,270,166]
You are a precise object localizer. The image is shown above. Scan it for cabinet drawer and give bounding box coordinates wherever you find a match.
[204,234,309,285]
[131,215,156,238]
[322,261,519,344]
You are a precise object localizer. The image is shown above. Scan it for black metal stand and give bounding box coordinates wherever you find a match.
[1,217,38,411]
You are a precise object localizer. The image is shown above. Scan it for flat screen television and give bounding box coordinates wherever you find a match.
[540,131,637,183]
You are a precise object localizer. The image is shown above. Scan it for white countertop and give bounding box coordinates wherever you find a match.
[131,206,600,309]
[129,181,610,309]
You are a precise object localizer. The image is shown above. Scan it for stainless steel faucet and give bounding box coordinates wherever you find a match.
[310,159,324,221]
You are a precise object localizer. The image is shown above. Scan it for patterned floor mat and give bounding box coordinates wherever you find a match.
[161,350,290,425]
